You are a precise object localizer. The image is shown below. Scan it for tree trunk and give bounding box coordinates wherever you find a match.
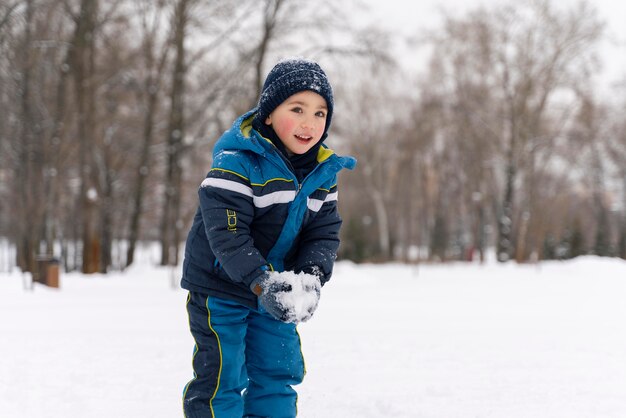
[15,0,37,273]
[99,160,113,272]
[372,189,390,258]
[497,143,516,262]
[127,1,171,268]
[70,0,100,274]
[127,80,159,268]
[44,33,72,256]
[515,211,530,263]
[160,0,190,266]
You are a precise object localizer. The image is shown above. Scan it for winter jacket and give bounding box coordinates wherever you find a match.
[180,109,356,309]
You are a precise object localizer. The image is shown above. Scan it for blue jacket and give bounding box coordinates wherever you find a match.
[181,109,356,308]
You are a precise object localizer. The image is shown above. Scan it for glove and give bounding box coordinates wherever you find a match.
[298,265,325,283]
[250,272,294,322]
[250,271,321,323]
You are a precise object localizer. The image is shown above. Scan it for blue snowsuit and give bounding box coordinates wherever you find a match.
[181,109,355,417]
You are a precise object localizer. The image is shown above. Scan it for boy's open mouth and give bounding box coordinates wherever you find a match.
[295,134,313,143]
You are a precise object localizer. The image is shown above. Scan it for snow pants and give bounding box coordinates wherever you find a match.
[182,292,306,418]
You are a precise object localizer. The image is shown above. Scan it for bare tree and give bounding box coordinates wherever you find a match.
[606,100,626,259]
[336,57,405,259]
[571,93,618,256]
[241,0,371,108]
[65,0,100,273]
[252,0,285,93]
[125,0,170,268]
[433,0,603,261]
[159,0,197,266]
[14,0,39,273]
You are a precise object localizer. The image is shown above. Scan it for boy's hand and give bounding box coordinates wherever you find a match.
[250,271,321,323]
[250,272,294,322]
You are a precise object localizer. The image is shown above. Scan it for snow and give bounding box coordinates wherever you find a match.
[2,256,626,417]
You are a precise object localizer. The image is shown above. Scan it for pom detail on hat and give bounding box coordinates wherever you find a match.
[256,58,334,137]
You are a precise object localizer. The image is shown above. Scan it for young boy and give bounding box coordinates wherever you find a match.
[181,58,356,417]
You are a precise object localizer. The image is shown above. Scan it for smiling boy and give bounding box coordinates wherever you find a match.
[181,58,356,417]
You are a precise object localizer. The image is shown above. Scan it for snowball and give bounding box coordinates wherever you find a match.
[266,271,321,323]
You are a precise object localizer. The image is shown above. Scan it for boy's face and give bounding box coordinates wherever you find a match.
[265,91,328,156]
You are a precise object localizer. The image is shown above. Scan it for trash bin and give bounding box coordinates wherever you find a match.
[35,256,60,288]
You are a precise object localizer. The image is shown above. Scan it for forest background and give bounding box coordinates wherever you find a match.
[1,0,626,275]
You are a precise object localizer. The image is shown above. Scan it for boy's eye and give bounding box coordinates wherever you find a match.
[290,107,303,113]
[315,111,326,118]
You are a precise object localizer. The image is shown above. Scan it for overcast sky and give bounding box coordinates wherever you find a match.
[358,0,626,93]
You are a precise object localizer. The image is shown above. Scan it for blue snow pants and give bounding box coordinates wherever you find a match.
[182,291,306,418]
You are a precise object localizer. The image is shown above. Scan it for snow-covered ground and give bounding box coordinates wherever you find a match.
[1,256,626,417]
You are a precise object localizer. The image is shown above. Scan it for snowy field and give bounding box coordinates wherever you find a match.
[1,256,626,418]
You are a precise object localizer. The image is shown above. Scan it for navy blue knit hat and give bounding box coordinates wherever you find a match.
[256,58,334,137]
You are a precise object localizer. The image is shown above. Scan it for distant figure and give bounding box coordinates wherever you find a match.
[181,58,356,417]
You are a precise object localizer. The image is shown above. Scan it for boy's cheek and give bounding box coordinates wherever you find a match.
[274,119,295,139]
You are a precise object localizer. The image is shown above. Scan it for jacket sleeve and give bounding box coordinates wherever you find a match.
[198,151,268,288]
[294,183,342,285]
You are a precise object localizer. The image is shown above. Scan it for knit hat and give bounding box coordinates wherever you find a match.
[255,58,334,138]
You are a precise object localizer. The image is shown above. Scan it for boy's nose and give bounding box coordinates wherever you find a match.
[301,117,315,130]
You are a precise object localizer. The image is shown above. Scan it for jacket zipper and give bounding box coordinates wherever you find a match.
[263,147,331,196]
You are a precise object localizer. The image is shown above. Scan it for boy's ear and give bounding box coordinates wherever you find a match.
[265,115,272,125]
